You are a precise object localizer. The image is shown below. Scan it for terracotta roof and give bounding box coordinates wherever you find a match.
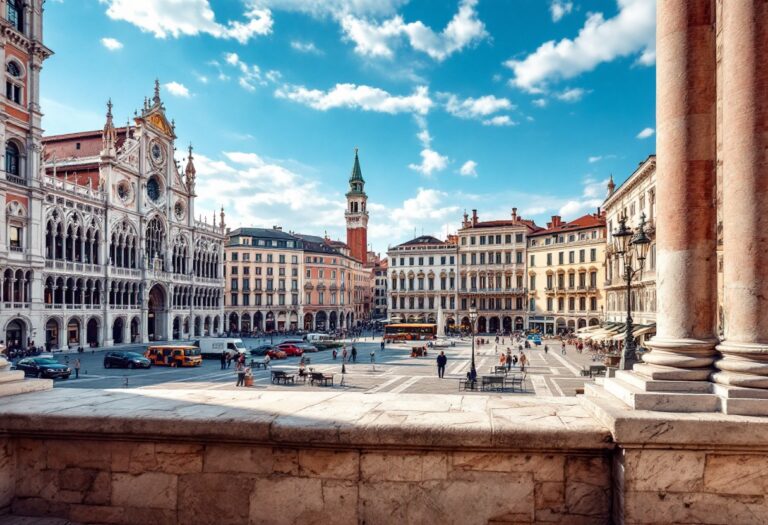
[463,219,541,231]
[43,128,131,160]
[529,213,605,237]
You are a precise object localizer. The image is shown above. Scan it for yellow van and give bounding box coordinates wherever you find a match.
[145,345,202,367]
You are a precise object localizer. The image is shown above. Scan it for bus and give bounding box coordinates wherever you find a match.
[384,323,437,343]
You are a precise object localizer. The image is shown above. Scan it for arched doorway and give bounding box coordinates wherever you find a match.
[130,317,140,343]
[460,316,470,332]
[229,312,239,333]
[113,318,124,344]
[577,318,587,329]
[515,316,524,331]
[254,311,263,332]
[329,311,337,330]
[147,284,166,341]
[265,312,275,332]
[502,316,512,333]
[213,316,220,335]
[241,313,251,334]
[183,317,190,336]
[315,311,327,331]
[304,313,314,331]
[488,316,500,333]
[173,317,181,339]
[194,316,201,336]
[87,317,99,347]
[289,312,298,330]
[477,316,487,333]
[588,318,600,326]
[204,316,211,336]
[45,318,60,351]
[67,318,81,347]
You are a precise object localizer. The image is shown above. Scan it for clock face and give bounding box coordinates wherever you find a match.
[174,201,185,220]
[150,142,164,164]
[147,176,161,202]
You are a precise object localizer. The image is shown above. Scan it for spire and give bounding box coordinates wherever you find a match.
[153,79,161,106]
[220,206,226,230]
[607,174,616,196]
[185,143,197,191]
[347,147,366,196]
[101,99,117,158]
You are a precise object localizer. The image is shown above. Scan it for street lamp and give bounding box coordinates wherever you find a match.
[612,213,651,370]
[469,303,478,381]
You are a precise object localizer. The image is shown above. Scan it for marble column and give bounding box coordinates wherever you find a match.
[714,0,768,389]
[637,1,718,381]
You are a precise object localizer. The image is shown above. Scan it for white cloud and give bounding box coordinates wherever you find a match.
[188,149,346,237]
[482,115,515,126]
[442,93,513,119]
[532,98,548,108]
[549,0,573,22]
[340,0,487,61]
[100,37,123,51]
[408,121,448,177]
[368,188,461,243]
[459,160,478,177]
[163,81,191,98]
[260,0,407,18]
[505,0,655,92]
[100,0,273,44]
[290,40,323,54]
[555,87,588,102]
[275,83,433,115]
[223,52,269,91]
[558,177,609,217]
[636,127,654,139]
[588,156,603,163]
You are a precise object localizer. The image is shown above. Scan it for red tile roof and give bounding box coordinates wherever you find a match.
[529,213,605,237]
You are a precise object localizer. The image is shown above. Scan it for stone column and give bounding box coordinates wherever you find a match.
[714,0,768,389]
[637,1,718,381]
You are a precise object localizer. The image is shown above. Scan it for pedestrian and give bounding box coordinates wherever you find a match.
[235,362,246,387]
[544,345,549,354]
[506,350,512,371]
[561,343,566,355]
[332,349,338,360]
[74,358,80,379]
[520,352,527,373]
[370,351,375,363]
[220,351,227,370]
[226,353,233,368]
[499,353,506,367]
[351,346,357,363]
[380,340,385,352]
[342,347,348,363]
[512,354,519,367]
[436,351,447,378]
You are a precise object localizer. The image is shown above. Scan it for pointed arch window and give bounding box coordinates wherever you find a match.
[5,141,20,176]
[146,217,165,266]
[7,0,22,32]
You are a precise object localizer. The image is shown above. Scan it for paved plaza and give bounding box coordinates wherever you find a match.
[44,336,600,396]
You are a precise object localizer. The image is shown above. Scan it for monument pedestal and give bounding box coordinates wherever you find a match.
[0,356,52,397]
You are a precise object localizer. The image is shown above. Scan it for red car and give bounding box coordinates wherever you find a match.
[274,343,303,357]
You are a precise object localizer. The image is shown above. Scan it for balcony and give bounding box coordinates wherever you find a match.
[5,173,27,186]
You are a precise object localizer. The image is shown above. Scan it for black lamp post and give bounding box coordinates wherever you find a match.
[612,213,651,370]
[469,303,478,380]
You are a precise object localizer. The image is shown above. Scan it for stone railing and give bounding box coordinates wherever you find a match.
[42,174,106,202]
[1,388,767,524]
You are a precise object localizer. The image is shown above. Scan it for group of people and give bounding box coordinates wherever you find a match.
[332,346,358,363]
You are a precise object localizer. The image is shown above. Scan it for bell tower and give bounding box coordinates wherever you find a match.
[345,148,368,263]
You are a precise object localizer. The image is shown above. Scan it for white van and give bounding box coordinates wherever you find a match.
[193,338,246,359]
[306,333,333,343]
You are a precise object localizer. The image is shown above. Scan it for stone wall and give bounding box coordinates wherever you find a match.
[5,438,611,525]
[0,438,14,512]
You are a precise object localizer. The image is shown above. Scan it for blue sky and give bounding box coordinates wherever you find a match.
[42,0,655,254]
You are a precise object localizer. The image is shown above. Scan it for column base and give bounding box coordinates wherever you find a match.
[589,372,720,413]
[714,341,768,389]
[641,336,718,377]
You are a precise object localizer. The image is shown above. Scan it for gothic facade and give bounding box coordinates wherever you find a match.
[1,70,225,347]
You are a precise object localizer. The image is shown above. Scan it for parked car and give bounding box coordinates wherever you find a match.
[275,343,303,357]
[297,343,319,353]
[249,345,272,356]
[103,351,152,369]
[14,357,71,379]
[266,348,288,359]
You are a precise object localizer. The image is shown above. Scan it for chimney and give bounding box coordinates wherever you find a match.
[511,207,518,221]
[471,209,478,226]
[551,215,562,228]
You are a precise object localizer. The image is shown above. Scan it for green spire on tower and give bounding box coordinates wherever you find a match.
[347,147,366,195]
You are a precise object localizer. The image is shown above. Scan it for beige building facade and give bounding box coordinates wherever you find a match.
[603,155,657,327]
[527,213,606,335]
[456,209,536,333]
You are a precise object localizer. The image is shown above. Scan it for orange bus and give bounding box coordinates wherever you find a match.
[145,345,202,367]
[384,323,437,343]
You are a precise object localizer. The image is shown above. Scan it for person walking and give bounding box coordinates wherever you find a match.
[74,358,81,379]
[506,350,512,371]
[519,352,528,373]
[499,352,506,367]
[436,351,447,378]
[235,362,246,387]
[561,343,566,356]
[380,340,385,352]
[226,353,233,368]
[544,344,549,354]
[351,346,357,363]
[342,347,348,363]
[220,351,227,370]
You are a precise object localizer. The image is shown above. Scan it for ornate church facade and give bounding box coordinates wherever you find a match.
[1,45,226,348]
